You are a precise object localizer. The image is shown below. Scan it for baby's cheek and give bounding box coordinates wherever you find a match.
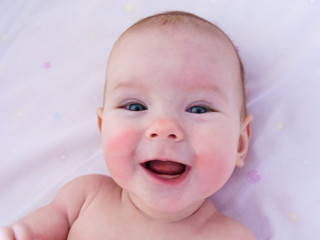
[196,145,236,193]
[102,129,140,179]
[104,130,138,156]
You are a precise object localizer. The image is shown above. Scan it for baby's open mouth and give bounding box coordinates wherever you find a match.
[142,160,187,179]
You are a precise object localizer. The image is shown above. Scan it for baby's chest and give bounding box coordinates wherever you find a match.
[66,204,202,240]
[67,217,193,240]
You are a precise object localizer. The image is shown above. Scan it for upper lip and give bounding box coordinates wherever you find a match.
[140,157,189,166]
[140,158,190,167]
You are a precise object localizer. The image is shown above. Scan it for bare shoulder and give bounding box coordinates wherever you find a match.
[51,174,118,224]
[207,212,257,240]
[54,174,116,201]
[59,174,116,192]
[0,175,117,240]
[189,200,256,239]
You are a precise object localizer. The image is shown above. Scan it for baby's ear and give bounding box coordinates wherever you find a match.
[236,114,253,168]
[97,108,104,133]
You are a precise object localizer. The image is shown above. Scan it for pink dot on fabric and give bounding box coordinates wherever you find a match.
[246,170,261,183]
[44,62,51,69]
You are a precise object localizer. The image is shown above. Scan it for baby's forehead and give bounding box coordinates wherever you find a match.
[109,26,241,90]
[109,17,242,87]
[114,17,239,70]
[123,15,230,46]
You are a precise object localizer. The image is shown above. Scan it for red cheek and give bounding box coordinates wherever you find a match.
[197,148,235,187]
[103,129,140,158]
[109,131,132,149]
[197,151,223,172]
[101,129,141,182]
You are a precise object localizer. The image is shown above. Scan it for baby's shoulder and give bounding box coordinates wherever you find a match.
[185,200,256,239]
[51,175,119,223]
[204,212,257,240]
[58,174,117,197]
[61,174,119,202]
[69,174,117,189]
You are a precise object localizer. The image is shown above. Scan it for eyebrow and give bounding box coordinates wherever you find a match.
[184,83,227,100]
[112,81,147,91]
[112,80,226,100]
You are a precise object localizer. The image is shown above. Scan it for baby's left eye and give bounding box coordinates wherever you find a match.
[186,106,209,114]
[126,103,147,111]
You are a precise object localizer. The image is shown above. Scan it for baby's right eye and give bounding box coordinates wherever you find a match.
[124,103,147,111]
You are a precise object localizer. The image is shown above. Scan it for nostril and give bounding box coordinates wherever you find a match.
[149,133,176,139]
[150,133,158,138]
[146,119,184,141]
[168,134,177,139]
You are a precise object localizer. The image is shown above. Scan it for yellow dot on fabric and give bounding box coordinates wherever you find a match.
[15,110,24,118]
[275,121,286,130]
[288,213,299,222]
[91,95,98,102]
[96,144,102,151]
[124,3,133,12]
[37,197,44,204]
[88,32,95,39]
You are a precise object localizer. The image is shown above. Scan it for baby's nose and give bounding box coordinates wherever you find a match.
[145,118,184,142]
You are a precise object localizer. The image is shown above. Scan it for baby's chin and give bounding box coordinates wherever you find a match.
[128,191,206,222]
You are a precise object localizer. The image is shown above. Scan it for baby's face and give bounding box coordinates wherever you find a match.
[98,27,251,216]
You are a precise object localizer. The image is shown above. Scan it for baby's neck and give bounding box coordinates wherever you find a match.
[121,190,216,224]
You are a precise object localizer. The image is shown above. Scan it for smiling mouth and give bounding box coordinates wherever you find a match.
[141,160,188,179]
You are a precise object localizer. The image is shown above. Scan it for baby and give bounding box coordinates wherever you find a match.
[0,11,255,239]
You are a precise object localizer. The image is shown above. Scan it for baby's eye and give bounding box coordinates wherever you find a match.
[187,106,209,114]
[125,103,147,111]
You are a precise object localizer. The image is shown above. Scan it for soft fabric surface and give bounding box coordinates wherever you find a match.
[1,0,319,239]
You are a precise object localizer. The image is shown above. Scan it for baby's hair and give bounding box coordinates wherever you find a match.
[106,11,247,118]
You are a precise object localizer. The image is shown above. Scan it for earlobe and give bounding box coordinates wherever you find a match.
[236,114,253,168]
[97,108,104,133]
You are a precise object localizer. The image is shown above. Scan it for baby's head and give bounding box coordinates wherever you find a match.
[103,11,247,119]
[98,11,252,220]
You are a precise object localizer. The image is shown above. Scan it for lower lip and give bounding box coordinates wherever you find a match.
[141,165,190,186]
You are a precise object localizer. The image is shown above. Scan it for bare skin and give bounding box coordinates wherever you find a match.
[0,12,256,240]
[0,175,255,239]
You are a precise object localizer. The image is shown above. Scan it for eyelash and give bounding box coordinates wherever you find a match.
[119,101,215,114]
[119,101,147,111]
[186,105,212,114]
[126,103,147,111]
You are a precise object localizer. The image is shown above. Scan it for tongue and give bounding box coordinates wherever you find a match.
[146,160,185,175]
